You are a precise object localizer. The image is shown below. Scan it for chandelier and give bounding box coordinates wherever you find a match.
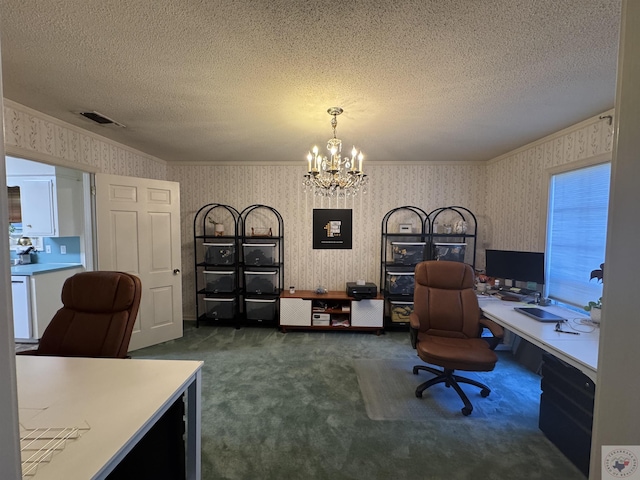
[303,107,368,197]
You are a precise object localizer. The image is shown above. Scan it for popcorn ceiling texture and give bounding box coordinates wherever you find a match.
[0,0,621,165]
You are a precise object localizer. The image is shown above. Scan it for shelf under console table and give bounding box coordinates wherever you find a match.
[280,290,383,335]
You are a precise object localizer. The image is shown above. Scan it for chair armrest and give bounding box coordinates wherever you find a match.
[480,317,504,338]
[479,316,504,350]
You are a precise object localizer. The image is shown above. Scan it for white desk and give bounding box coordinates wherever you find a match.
[480,298,599,383]
[16,356,203,479]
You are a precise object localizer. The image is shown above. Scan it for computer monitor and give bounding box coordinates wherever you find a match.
[485,249,545,285]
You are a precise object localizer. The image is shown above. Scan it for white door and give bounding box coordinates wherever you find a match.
[95,173,182,351]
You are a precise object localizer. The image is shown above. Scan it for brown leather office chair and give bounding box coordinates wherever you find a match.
[18,271,141,358]
[410,261,503,416]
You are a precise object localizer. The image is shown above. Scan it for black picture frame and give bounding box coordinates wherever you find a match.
[313,209,352,249]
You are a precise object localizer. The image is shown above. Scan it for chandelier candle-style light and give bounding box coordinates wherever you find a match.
[303,107,368,197]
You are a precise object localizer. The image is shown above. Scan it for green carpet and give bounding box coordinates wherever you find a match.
[131,324,586,480]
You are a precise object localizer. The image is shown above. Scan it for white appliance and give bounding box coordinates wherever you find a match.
[11,275,32,339]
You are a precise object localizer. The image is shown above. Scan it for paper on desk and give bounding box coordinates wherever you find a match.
[20,422,90,478]
[477,294,501,304]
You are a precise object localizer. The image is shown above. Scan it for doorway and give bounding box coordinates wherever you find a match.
[5,155,93,268]
[6,155,184,350]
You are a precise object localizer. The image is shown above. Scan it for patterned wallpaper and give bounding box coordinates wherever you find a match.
[2,99,614,321]
[169,163,487,319]
[171,111,613,320]
[3,100,167,180]
[485,111,614,254]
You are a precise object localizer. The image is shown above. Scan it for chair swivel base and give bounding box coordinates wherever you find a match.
[413,365,491,416]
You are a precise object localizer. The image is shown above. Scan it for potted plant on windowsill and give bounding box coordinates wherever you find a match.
[584,263,604,323]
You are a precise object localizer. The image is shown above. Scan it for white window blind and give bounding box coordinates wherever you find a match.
[546,162,610,307]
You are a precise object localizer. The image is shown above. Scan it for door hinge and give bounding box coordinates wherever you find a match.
[90,185,96,196]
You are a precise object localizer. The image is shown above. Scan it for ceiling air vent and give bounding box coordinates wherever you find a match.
[77,111,125,128]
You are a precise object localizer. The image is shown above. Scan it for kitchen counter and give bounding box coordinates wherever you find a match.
[10,263,83,276]
[11,264,85,339]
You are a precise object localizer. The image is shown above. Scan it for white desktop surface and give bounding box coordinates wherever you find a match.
[16,355,203,479]
[479,298,599,383]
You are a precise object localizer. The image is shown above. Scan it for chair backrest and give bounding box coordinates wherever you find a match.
[36,271,141,358]
[412,261,480,339]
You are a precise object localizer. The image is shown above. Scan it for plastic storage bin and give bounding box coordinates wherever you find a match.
[203,297,236,319]
[433,243,466,262]
[204,242,236,265]
[244,270,278,294]
[391,242,425,265]
[245,298,277,321]
[312,313,330,326]
[386,271,415,295]
[203,270,236,293]
[242,243,277,266]
[390,301,414,323]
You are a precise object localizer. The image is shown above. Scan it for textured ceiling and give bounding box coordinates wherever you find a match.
[0,0,621,165]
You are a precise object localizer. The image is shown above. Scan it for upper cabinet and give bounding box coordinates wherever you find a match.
[6,157,84,237]
[19,179,56,236]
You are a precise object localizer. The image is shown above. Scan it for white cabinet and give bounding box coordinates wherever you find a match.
[280,290,383,333]
[6,157,84,237]
[29,267,84,338]
[18,175,83,237]
[351,299,384,328]
[11,267,84,340]
[11,276,32,339]
[280,297,312,327]
[20,179,55,236]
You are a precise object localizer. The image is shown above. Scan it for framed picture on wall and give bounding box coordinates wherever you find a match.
[313,209,352,249]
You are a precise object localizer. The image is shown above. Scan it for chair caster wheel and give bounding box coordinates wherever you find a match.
[461,407,472,416]
[415,391,423,398]
[480,389,490,397]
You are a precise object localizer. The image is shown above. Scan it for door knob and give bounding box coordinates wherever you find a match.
[173,269,181,275]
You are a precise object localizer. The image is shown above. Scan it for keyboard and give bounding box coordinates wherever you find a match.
[495,292,520,301]
[498,286,536,296]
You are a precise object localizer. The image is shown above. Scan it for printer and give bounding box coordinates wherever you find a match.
[346,282,377,300]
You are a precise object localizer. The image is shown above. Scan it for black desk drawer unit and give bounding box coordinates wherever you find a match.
[539,352,595,477]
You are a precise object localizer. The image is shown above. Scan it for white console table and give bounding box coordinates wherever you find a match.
[280,290,383,334]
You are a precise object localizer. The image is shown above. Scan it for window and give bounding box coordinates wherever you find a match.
[7,186,22,223]
[546,162,610,307]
